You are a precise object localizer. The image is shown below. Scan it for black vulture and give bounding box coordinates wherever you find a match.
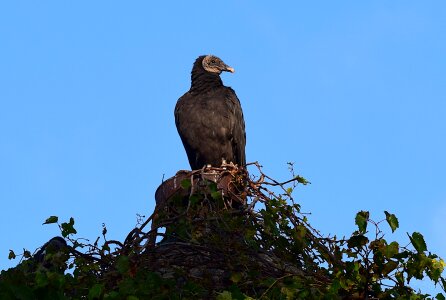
[175,55,246,170]
[33,236,67,263]
[33,236,68,271]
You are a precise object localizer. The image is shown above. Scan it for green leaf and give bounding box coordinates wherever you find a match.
[61,217,77,237]
[295,175,309,185]
[385,242,399,258]
[355,211,369,233]
[228,285,245,300]
[216,291,232,300]
[395,272,404,284]
[409,232,427,253]
[347,234,369,248]
[43,216,58,225]
[382,260,398,276]
[208,181,218,193]
[230,272,242,283]
[211,190,222,200]
[10,285,34,300]
[8,250,16,260]
[189,194,199,205]
[88,283,104,299]
[104,291,120,299]
[117,256,130,274]
[393,251,410,260]
[384,211,399,233]
[329,279,341,293]
[35,271,49,288]
[436,293,446,300]
[23,250,31,258]
[181,179,191,189]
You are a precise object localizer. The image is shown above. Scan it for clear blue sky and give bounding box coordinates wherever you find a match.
[1,1,445,294]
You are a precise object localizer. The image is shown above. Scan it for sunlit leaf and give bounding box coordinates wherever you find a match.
[409,232,427,253]
[384,211,399,233]
[216,291,233,300]
[355,211,369,233]
[385,242,399,258]
[295,175,309,185]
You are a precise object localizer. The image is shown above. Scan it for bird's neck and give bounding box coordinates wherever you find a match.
[190,71,223,93]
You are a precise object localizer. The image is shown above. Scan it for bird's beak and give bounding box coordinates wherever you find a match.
[224,65,235,73]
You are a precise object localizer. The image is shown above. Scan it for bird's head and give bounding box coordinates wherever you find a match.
[198,55,235,75]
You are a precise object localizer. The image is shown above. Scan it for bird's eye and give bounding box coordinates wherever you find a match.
[211,59,216,64]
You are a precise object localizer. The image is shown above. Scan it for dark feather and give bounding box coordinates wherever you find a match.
[175,55,246,170]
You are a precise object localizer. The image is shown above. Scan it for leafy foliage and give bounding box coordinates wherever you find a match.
[1,163,445,299]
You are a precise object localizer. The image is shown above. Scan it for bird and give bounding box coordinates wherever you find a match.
[33,236,68,271]
[33,236,67,262]
[175,55,246,170]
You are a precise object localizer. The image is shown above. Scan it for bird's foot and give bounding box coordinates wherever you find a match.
[201,164,217,174]
[221,160,237,170]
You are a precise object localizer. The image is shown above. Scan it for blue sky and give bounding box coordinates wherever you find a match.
[1,1,445,294]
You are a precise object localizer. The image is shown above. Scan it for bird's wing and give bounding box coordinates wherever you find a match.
[225,87,246,166]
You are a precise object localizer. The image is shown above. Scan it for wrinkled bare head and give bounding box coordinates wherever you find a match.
[201,55,235,74]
